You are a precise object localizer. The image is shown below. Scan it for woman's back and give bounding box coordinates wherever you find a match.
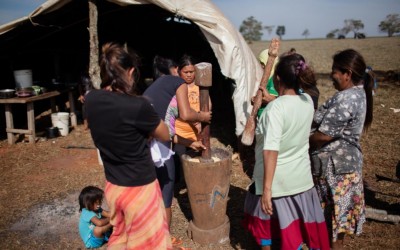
[86,89,161,187]
[254,93,314,197]
[263,94,314,162]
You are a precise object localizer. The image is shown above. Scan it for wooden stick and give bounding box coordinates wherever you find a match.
[241,38,280,146]
[194,62,212,161]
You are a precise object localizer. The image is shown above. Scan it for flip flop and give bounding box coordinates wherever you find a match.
[171,236,183,246]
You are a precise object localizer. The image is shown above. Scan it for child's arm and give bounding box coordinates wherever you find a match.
[90,214,110,227]
[101,209,110,218]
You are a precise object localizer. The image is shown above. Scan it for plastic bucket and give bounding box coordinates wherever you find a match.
[46,127,60,138]
[51,112,70,136]
[14,69,33,88]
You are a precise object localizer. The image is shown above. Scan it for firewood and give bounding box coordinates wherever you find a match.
[365,207,400,224]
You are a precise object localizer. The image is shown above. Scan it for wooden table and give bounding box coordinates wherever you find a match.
[0,90,77,144]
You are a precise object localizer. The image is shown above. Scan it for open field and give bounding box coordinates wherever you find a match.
[249,37,400,74]
[0,37,399,249]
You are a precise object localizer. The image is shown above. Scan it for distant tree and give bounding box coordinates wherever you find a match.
[326,32,335,39]
[326,29,339,39]
[276,25,285,40]
[302,29,310,39]
[264,25,275,36]
[379,14,400,37]
[343,19,365,39]
[239,16,263,43]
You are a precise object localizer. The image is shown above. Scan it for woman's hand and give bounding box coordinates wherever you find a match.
[198,111,212,123]
[261,189,273,215]
[259,87,276,104]
[78,95,85,104]
[251,87,276,105]
[188,140,206,151]
[173,135,205,151]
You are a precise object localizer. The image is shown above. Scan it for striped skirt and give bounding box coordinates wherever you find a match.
[243,187,330,250]
[105,180,172,250]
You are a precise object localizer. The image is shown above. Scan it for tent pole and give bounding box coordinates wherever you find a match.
[88,0,101,89]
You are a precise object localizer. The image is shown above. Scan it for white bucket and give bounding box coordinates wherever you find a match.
[51,112,70,136]
[14,69,33,88]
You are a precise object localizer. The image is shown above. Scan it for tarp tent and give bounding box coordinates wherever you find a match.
[0,0,263,137]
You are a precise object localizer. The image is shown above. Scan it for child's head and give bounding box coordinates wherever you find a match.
[79,186,104,212]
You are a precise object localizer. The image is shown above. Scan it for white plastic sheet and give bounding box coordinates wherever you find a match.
[0,0,263,136]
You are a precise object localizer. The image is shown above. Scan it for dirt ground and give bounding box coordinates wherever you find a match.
[0,78,399,249]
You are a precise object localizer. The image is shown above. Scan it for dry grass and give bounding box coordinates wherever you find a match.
[249,37,400,74]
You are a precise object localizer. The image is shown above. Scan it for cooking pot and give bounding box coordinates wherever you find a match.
[0,89,16,99]
[46,127,59,138]
[16,87,35,97]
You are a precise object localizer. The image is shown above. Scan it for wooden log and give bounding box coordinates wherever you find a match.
[241,38,280,146]
[365,207,400,224]
[88,0,101,89]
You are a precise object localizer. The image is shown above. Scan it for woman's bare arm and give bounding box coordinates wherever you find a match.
[261,150,278,216]
[176,84,212,123]
[309,131,334,150]
[150,120,170,142]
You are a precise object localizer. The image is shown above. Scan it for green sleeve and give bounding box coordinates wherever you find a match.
[257,77,278,118]
[266,77,278,96]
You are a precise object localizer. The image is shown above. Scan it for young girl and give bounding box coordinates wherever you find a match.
[78,186,112,249]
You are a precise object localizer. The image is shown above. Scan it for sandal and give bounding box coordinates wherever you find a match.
[171,236,183,246]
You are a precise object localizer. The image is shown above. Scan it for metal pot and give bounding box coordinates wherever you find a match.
[16,87,35,97]
[46,127,59,138]
[0,89,16,99]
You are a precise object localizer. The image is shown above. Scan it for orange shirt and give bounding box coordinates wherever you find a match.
[175,84,200,141]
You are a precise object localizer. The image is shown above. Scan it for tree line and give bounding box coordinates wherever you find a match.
[239,13,400,42]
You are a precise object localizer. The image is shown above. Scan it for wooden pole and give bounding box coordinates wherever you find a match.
[195,62,212,161]
[88,0,101,89]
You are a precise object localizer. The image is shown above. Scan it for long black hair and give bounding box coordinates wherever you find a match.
[332,49,374,129]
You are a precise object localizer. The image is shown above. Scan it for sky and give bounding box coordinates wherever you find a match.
[0,0,399,39]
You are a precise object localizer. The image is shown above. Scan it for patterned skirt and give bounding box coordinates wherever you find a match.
[314,159,365,242]
[104,180,172,250]
[243,187,330,249]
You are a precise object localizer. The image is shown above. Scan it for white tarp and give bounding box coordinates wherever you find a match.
[0,0,263,136]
